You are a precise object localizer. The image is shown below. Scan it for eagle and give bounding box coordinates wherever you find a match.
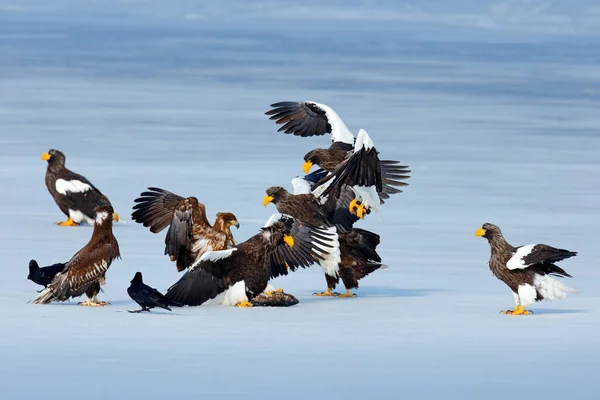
[33,205,121,306]
[264,185,384,298]
[127,272,180,313]
[27,260,66,291]
[265,101,410,217]
[164,214,340,307]
[476,223,577,315]
[42,149,119,226]
[131,187,240,271]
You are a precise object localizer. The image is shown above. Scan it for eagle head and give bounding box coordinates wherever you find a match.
[216,212,240,229]
[41,149,66,169]
[475,222,500,239]
[263,186,288,207]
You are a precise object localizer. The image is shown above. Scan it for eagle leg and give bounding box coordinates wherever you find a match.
[313,288,339,297]
[501,305,532,315]
[56,218,78,227]
[338,289,357,298]
[236,301,254,308]
[348,199,360,215]
[355,203,368,219]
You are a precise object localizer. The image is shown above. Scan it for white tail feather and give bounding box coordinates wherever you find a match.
[534,274,578,302]
[32,287,54,304]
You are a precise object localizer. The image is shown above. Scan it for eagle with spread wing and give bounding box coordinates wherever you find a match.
[42,149,119,226]
[264,185,384,298]
[132,187,239,271]
[476,223,577,315]
[165,214,340,307]
[33,205,121,306]
[265,101,410,217]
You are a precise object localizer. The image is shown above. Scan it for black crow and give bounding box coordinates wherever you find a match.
[127,272,179,313]
[28,260,66,292]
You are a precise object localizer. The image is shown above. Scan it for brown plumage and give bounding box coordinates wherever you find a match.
[476,223,577,315]
[165,214,340,307]
[33,205,121,306]
[132,187,239,271]
[264,186,384,297]
[42,149,118,226]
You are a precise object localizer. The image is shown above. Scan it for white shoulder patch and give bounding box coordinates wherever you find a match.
[263,213,294,228]
[506,245,536,270]
[354,129,375,151]
[291,177,312,195]
[55,179,92,195]
[198,248,236,263]
[311,101,355,145]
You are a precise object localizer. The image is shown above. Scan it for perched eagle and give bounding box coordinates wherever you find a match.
[476,223,577,315]
[33,205,121,306]
[27,260,66,291]
[165,214,340,307]
[264,186,384,298]
[132,187,240,271]
[42,149,119,226]
[265,101,410,217]
[127,272,180,313]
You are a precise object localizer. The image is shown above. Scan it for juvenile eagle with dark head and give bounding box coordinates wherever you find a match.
[165,214,340,307]
[33,205,121,306]
[265,101,410,218]
[132,187,240,271]
[476,222,577,315]
[42,149,119,226]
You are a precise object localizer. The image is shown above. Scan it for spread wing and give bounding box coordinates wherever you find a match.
[132,187,184,233]
[265,214,340,279]
[164,249,238,306]
[378,160,411,203]
[265,101,355,145]
[507,244,577,276]
[321,184,363,232]
[33,243,116,304]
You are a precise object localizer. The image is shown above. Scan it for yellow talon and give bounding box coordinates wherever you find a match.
[348,199,359,214]
[338,289,356,298]
[314,288,338,297]
[56,218,78,227]
[236,300,254,308]
[501,305,531,315]
[356,203,368,219]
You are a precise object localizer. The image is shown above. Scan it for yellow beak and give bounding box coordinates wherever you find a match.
[263,195,274,207]
[41,153,51,161]
[475,228,486,237]
[283,235,294,247]
[303,161,313,174]
[112,212,120,222]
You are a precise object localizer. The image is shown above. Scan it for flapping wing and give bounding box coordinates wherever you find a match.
[132,187,184,233]
[265,101,355,144]
[265,214,340,279]
[164,249,238,306]
[378,160,411,203]
[339,228,382,263]
[507,244,577,275]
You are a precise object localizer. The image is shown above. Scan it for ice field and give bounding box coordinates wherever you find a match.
[1,1,599,399]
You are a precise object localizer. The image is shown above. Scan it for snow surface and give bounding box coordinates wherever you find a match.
[1,2,600,399]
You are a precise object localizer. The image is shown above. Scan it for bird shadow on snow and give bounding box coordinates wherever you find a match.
[529,308,584,315]
[299,286,444,303]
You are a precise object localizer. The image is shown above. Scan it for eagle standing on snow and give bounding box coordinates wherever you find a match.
[265,101,410,218]
[132,187,240,272]
[264,186,384,298]
[165,214,340,308]
[42,149,119,226]
[33,205,121,306]
[476,223,577,315]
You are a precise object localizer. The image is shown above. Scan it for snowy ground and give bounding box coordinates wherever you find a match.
[1,2,600,399]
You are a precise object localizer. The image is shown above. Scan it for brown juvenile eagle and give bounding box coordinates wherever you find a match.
[165,214,340,307]
[42,149,119,226]
[33,205,121,306]
[132,187,239,271]
[264,185,384,298]
[476,223,577,315]
[265,102,410,217]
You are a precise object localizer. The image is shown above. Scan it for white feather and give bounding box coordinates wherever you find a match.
[309,101,355,145]
[191,238,210,254]
[534,274,577,302]
[517,284,537,307]
[262,213,294,228]
[190,248,237,271]
[353,185,381,214]
[311,227,341,277]
[68,209,94,224]
[219,280,248,306]
[506,245,536,270]
[95,211,109,225]
[354,129,375,151]
[291,177,312,195]
[55,179,92,195]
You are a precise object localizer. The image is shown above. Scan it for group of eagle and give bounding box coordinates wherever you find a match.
[29,101,578,314]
